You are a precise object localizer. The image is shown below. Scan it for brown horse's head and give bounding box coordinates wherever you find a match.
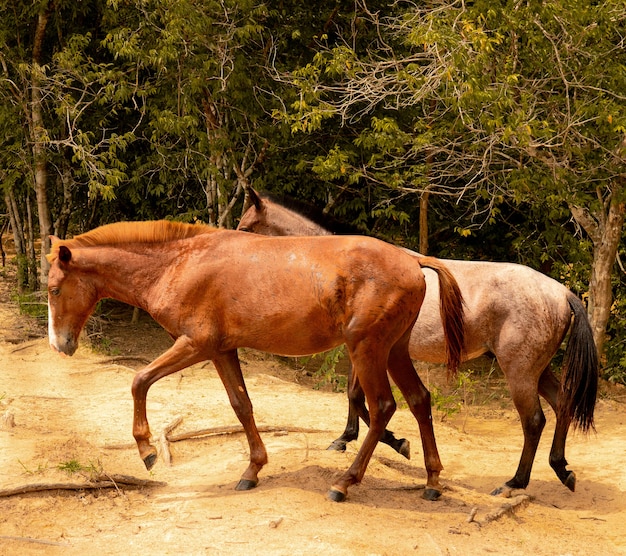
[47,238,98,356]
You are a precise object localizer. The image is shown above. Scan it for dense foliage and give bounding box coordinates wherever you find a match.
[1,0,624,381]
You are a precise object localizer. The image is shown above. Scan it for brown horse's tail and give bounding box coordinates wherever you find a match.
[560,292,599,432]
[415,255,466,375]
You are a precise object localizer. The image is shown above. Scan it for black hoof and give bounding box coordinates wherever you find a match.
[563,471,576,492]
[490,485,514,498]
[398,439,410,460]
[143,453,157,471]
[422,488,441,501]
[235,479,258,491]
[326,440,347,453]
[328,488,347,502]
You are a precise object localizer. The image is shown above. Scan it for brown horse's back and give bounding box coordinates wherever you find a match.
[150,231,425,357]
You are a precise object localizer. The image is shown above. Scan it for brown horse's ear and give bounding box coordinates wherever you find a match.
[58,245,72,264]
[249,188,264,211]
[49,235,60,245]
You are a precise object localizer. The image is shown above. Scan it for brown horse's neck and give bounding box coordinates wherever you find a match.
[77,245,171,311]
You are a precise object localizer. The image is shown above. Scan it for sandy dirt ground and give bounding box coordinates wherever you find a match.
[0,275,625,555]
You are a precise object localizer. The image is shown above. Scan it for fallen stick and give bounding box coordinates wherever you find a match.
[159,416,184,466]
[0,474,166,499]
[104,425,327,450]
[483,494,532,523]
[166,425,326,443]
[0,535,70,547]
[96,355,151,366]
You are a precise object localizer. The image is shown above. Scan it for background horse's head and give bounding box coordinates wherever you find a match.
[47,239,98,356]
[238,189,332,237]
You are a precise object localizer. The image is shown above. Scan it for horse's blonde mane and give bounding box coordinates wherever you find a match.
[48,220,217,262]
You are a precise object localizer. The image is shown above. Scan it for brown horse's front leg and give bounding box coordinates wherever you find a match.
[213,351,268,490]
[131,337,206,470]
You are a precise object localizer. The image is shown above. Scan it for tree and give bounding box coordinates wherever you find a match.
[0,0,117,287]
[99,0,276,227]
[272,0,626,361]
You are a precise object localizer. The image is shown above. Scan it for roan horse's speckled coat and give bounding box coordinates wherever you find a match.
[238,189,599,497]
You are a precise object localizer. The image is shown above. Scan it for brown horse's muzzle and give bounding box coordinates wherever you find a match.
[48,303,80,356]
[49,329,79,357]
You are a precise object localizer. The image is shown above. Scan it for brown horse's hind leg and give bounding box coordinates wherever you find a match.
[386,344,443,501]
[213,351,268,490]
[328,351,396,502]
[539,369,575,491]
[327,366,410,459]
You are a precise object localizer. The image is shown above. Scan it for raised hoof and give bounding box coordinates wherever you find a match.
[422,488,441,501]
[563,471,576,492]
[235,479,258,491]
[143,452,158,471]
[398,439,411,460]
[328,487,347,502]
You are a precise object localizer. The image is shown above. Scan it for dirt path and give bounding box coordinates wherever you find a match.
[0,285,625,555]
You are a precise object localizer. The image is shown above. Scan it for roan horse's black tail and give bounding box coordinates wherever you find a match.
[561,292,599,432]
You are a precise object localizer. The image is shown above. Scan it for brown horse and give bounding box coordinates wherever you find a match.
[47,220,465,502]
[237,189,599,497]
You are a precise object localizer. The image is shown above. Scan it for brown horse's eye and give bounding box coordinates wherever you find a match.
[239,227,251,233]
[50,287,61,297]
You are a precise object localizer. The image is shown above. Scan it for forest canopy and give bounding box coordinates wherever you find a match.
[1,0,624,382]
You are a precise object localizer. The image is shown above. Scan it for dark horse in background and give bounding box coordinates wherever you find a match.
[47,220,465,501]
[238,189,599,497]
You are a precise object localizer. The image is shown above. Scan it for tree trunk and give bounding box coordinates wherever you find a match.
[419,191,429,255]
[569,183,626,359]
[31,4,54,289]
[26,192,39,291]
[205,176,218,226]
[587,193,625,358]
[4,190,29,292]
[53,159,74,238]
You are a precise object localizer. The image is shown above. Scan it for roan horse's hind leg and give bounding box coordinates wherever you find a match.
[212,350,268,490]
[327,366,410,459]
[490,378,546,496]
[538,368,576,490]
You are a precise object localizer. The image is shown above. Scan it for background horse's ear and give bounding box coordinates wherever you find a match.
[49,235,60,245]
[249,188,264,211]
[58,245,72,264]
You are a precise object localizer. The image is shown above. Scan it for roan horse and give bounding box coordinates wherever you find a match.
[47,220,466,501]
[237,189,599,497]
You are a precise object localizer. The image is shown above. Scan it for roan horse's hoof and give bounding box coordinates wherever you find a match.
[563,470,576,492]
[490,484,514,498]
[326,440,347,453]
[327,487,347,502]
[235,479,258,491]
[398,439,411,460]
[143,452,158,471]
[422,488,442,501]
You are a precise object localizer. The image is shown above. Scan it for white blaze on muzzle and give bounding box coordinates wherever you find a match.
[48,303,59,352]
